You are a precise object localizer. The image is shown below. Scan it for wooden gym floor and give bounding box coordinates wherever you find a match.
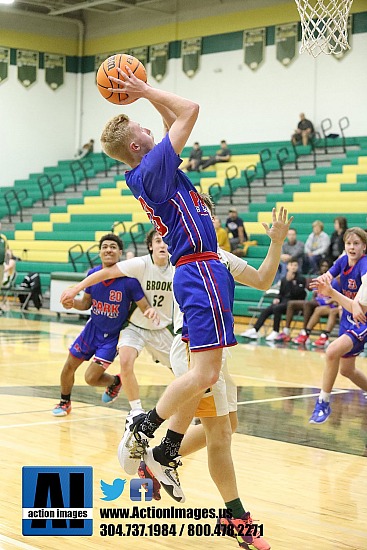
[0,308,366,550]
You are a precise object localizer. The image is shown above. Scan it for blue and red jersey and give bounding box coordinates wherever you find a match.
[329,255,367,353]
[125,134,217,265]
[84,265,145,334]
[329,254,367,322]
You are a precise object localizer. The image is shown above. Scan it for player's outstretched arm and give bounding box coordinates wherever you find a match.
[136,297,160,326]
[63,293,92,311]
[235,207,293,290]
[310,278,354,313]
[60,264,123,306]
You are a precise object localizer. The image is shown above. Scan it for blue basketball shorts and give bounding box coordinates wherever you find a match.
[340,315,367,358]
[69,319,119,367]
[173,259,237,351]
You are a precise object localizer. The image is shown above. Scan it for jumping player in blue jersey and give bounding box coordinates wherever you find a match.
[53,233,158,417]
[62,74,235,469]
[68,70,248,502]
[309,227,367,424]
[92,69,238,487]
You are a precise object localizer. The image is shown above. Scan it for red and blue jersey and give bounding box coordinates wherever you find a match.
[329,254,367,346]
[329,254,367,309]
[84,265,145,335]
[125,134,217,265]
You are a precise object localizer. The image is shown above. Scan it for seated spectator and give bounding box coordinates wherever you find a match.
[213,215,230,252]
[75,139,94,159]
[277,227,305,280]
[125,250,135,260]
[276,277,341,347]
[304,220,330,274]
[0,221,9,283]
[199,140,231,170]
[184,142,203,172]
[2,249,17,287]
[225,207,248,251]
[316,258,332,276]
[291,113,315,146]
[241,258,307,341]
[328,216,347,263]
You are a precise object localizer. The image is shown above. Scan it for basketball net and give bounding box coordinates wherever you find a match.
[295,0,354,57]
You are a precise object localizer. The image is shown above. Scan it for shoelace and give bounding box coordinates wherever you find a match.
[165,458,183,485]
[128,432,149,458]
[106,380,120,396]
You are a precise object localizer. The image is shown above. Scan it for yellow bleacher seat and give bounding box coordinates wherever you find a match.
[100,188,124,196]
[32,222,53,232]
[292,191,367,202]
[326,173,357,184]
[83,196,136,205]
[277,201,366,213]
[50,213,71,223]
[342,165,367,175]
[67,205,140,214]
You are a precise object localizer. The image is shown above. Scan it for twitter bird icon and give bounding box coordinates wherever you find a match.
[100,478,127,501]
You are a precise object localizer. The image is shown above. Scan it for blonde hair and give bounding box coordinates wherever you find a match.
[312,220,324,230]
[343,227,367,246]
[100,113,135,166]
[198,192,215,215]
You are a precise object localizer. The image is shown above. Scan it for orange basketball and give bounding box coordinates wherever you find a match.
[96,53,147,105]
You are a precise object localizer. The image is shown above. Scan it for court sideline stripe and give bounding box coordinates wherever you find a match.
[0,390,351,428]
[0,412,124,430]
[237,389,350,405]
[0,533,39,549]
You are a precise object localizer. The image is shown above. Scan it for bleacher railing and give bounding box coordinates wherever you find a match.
[37,174,63,206]
[69,159,93,191]
[111,220,127,236]
[68,244,85,272]
[86,244,100,268]
[4,188,28,223]
[129,222,147,256]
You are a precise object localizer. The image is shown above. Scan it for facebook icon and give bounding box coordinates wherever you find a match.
[130,478,153,501]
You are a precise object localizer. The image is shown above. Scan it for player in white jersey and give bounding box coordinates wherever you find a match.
[99,229,174,410]
[139,198,291,550]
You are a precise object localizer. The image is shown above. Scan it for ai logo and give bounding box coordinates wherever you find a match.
[22,466,93,536]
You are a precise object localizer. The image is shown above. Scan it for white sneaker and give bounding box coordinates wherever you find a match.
[145,447,185,503]
[240,328,259,339]
[117,411,151,475]
[265,330,279,341]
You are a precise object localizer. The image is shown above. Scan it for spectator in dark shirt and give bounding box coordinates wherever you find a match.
[329,216,347,263]
[225,208,248,251]
[291,113,315,146]
[199,140,231,170]
[184,142,203,172]
[241,258,307,341]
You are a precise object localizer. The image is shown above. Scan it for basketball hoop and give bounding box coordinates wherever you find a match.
[295,0,354,57]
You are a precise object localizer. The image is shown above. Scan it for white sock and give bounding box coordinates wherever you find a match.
[283,327,290,335]
[319,390,330,403]
[129,399,143,411]
[300,329,306,336]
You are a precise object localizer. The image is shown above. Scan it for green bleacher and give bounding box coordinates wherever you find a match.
[2,138,367,313]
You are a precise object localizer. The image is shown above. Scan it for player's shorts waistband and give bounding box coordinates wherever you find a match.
[175,252,219,267]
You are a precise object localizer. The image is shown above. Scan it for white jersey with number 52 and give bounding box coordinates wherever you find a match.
[116,254,174,330]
